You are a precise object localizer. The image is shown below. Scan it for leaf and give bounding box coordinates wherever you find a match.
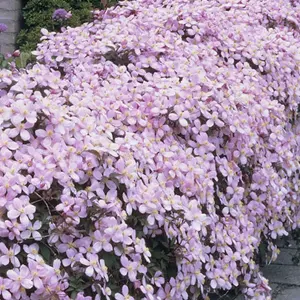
[15,52,33,69]
[82,282,92,290]
[166,264,178,278]
[102,252,118,269]
[161,241,169,248]
[71,291,78,299]
[137,230,144,238]
[109,284,119,292]
[69,281,79,289]
[152,250,163,259]
[39,243,51,262]
[1,60,8,69]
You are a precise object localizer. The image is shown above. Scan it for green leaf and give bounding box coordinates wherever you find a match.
[39,243,51,262]
[71,290,78,299]
[161,241,169,248]
[102,252,118,269]
[1,60,8,69]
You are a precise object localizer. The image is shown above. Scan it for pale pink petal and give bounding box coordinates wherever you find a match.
[20,130,30,141]
[169,113,179,121]
[80,258,90,266]
[7,210,20,219]
[2,290,11,300]
[179,118,188,126]
[115,293,124,300]
[210,279,217,289]
[1,256,9,266]
[122,285,129,295]
[7,270,18,280]
[85,266,94,277]
[21,279,33,289]
[120,267,128,276]
[33,277,43,289]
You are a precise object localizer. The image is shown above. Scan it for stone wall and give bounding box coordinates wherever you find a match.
[0,0,22,54]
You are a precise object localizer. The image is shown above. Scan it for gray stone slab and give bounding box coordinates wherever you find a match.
[0,44,16,54]
[274,248,298,265]
[271,283,279,290]
[274,286,300,300]
[0,0,21,10]
[263,265,300,285]
[0,0,21,54]
[276,237,299,249]
[0,18,20,33]
[0,33,17,44]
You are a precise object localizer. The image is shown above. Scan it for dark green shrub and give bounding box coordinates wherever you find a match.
[17,0,117,52]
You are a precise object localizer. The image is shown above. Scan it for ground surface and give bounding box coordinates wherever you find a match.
[236,238,300,300]
[209,237,300,299]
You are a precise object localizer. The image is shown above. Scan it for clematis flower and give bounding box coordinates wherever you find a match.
[0,0,299,298]
[27,259,47,289]
[80,253,101,277]
[0,277,12,299]
[115,285,134,300]
[120,256,139,282]
[7,265,33,292]
[0,243,20,267]
[168,106,190,127]
[20,220,42,241]
[6,196,35,226]
[134,238,151,262]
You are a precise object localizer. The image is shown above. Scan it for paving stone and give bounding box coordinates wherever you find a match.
[274,248,298,265]
[0,0,21,54]
[270,283,279,291]
[0,0,21,10]
[0,32,17,44]
[276,237,299,249]
[273,286,300,300]
[0,17,21,33]
[263,265,300,285]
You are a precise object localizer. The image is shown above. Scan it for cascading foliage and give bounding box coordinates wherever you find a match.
[0,0,300,299]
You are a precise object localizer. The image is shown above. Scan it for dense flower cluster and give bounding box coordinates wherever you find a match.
[0,0,300,299]
[52,8,72,21]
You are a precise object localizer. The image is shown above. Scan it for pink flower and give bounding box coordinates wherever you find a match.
[134,238,151,262]
[115,285,134,300]
[20,220,42,240]
[23,244,39,259]
[80,253,101,277]
[0,277,12,299]
[7,196,35,226]
[120,256,138,282]
[0,243,20,267]
[93,231,113,253]
[27,259,47,289]
[168,106,190,127]
[7,265,33,292]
